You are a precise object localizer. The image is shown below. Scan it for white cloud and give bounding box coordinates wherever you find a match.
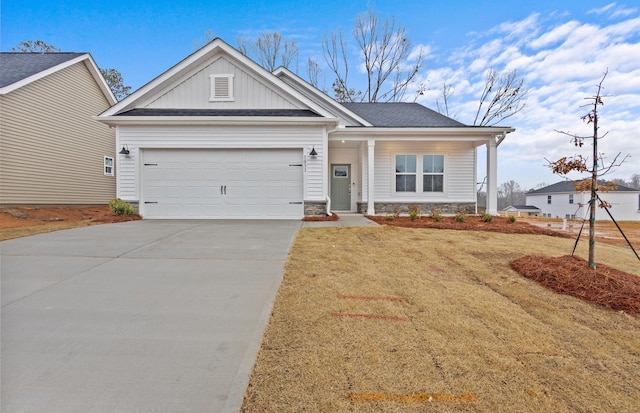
[420,9,640,188]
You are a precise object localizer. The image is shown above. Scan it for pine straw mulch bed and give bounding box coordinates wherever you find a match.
[367,214,639,316]
[0,206,141,241]
[511,255,640,315]
[366,215,572,238]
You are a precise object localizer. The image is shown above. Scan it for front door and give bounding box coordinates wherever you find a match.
[331,164,351,210]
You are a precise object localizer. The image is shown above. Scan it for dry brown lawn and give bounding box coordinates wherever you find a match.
[242,226,640,412]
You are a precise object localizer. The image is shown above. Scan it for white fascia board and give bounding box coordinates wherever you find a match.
[83,54,117,105]
[330,127,515,139]
[95,115,340,127]
[0,54,94,95]
[99,38,335,119]
[273,67,373,127]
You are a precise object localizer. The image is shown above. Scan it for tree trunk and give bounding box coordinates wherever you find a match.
[589,104,598,269]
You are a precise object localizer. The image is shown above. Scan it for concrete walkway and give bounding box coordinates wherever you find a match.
[1,220,300,413]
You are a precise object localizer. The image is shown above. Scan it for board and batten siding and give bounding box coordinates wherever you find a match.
[373,141,476,202]
[145,56,302,110]
[117,125,325,202]
[0,62,115,205]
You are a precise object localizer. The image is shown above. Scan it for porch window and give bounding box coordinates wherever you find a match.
[395,155,416,192]
[423,155,444,192]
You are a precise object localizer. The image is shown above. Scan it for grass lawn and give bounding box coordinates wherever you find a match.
[241,226,640,412]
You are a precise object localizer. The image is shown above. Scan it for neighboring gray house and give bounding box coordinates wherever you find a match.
[0,53,117,205]
[97,38,514,219]
[503,205,541,217]
[526,181,640,221]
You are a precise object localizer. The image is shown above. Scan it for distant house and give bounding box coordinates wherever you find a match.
[525,181,640,221]
[0,53,117,205]
[503,205,541,217]
[97,38,514,219]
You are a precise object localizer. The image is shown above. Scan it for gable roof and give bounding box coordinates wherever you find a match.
[342,102,466,127]
[504,205,541,211]
[528,180,639,194]
[0,53,84,88]
[0,52,116,104]
[99,38,336,123]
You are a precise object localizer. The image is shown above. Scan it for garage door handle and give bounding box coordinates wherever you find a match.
[220,185,227,195]
[289,201,303,204]
[221,185,223,195]
[224,185,227,195]
[144,201,158,204]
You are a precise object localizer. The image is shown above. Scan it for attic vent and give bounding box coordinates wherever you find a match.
[209,74,234,101]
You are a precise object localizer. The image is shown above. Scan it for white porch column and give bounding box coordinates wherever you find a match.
[367,139,375,215]
[486,137,498,215]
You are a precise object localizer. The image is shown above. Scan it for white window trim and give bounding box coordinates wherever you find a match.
[104,156,114,176]
[209,74,234,101]
[394,154,417,193]
[393,153,446,196]
[422,154,445,193]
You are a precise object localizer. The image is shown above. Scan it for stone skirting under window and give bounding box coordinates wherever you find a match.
[357,202,475,215]
[304,200,327,216]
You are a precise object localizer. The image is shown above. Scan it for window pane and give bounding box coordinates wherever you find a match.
[423,175,444,192]
[396,175,416,192]
[423,155,443,173]
[396,155,416,173]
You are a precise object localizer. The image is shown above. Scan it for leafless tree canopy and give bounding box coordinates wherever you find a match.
[12,40,60,53]
[306,58,323,89]
[322,8,423,102]
[473,68,528,126]
[236,32,299,72]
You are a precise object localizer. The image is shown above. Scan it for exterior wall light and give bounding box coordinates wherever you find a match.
[309,146,318,157]
[119,145,130,155]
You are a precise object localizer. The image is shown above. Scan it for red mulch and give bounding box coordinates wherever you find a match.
[302,213,340,222]
[510,255,640,315]
[366,215,572,238]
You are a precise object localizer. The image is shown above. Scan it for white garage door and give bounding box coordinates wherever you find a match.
[141,149,304,219]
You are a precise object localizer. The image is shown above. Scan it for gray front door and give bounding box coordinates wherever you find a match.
[331,164,351,210]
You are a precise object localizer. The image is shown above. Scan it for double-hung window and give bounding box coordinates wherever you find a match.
[395,155,416,192]
[569,194,574,204]
[104,156,114,176]
[423,155,444,192]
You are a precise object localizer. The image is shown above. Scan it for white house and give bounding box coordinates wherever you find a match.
[97,38,514,219]
[526,181,640,221]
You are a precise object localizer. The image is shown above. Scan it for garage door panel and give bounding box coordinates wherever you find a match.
[142,149,303,219]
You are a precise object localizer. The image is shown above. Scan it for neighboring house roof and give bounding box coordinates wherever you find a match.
[504,205,541,211]
[342,102,466,127]
[115,108,321,117]
[0,52,84,87]
[528,180,639,194]
[0,52,116,104]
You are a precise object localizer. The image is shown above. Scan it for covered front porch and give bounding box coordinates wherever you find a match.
[325,129,509,216]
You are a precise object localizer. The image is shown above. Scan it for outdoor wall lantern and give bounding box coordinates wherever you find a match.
[309,146,318,158]
[119,145,130,155]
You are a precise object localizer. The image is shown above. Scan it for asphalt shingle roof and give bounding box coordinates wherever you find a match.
[0,53,85,88]
[528,180,638,194]
[342,102,466,127]
[115,108,321,117]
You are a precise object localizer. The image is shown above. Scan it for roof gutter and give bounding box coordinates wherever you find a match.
[95,115,340,127]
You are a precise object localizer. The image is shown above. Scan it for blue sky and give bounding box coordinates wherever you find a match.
[3,0,639,190]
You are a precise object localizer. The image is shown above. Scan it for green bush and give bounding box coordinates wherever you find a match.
[408,203,421,221]
[385,214,395,221]
[454,211,466,223]
[480,212,493,222]
[109,198,135,216]
[430,208,442,222]
[508,215,517,223]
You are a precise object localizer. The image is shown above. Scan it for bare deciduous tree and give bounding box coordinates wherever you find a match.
[235,32,299,72]
[473,68,528,126]
[306,58,323,89]
[12,40,60,53]
[99,68,131,101]
[435,80,454,117]
[322,8,423,102]
[547,70,629,268]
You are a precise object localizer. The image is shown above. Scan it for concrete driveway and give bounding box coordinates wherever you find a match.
[1,220,301,413]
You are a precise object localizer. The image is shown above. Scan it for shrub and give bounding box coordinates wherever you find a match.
[481,212,493,222]
[109,198,135,216]
[454,211,466,223]
[508,215,517,223]
[430,208,442,222]
[392,207,401,219]
[408,203,421,221]
[385,214,395,221]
